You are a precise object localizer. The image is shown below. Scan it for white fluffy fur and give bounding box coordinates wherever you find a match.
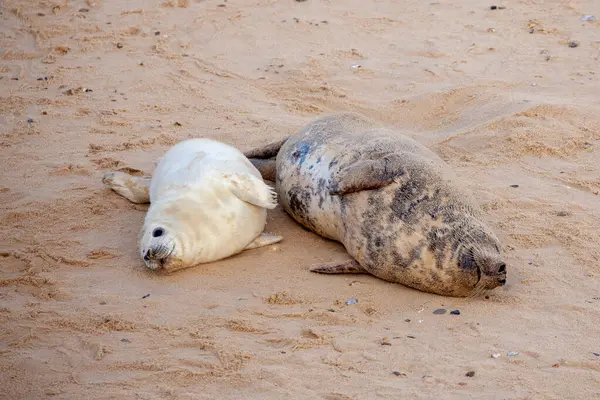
[140,138,278,272]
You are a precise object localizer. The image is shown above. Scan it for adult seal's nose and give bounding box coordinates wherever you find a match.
[497,262,507,285]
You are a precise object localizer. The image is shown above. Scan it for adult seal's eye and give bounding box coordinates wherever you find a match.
[152,228,165,237]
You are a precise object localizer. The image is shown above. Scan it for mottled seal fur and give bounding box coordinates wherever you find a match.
[245,113,506,297]
[102,138,282,272]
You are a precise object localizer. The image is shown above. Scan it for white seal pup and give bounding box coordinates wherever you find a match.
[245,113,507,297]
[102,138,283,272]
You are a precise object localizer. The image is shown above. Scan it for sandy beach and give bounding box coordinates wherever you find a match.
[1,0,600,398]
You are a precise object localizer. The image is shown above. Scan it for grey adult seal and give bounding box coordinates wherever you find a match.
[245,113,507,297]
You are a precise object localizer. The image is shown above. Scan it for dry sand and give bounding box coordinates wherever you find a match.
[1,0,600,398]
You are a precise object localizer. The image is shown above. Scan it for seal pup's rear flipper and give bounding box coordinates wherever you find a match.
[225,172,278,209]
[244,137,289,159]
[329,154,406,196]
[102,171,151,204]
[243,233,283,250]
[310,259,367,274]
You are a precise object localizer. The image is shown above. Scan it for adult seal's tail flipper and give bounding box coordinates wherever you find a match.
[244,137,289,182]
[244,137,289,159]
[248,158,277,182]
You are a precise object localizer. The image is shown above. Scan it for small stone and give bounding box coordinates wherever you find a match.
[569,41,579,48]
[345,298,358,305]
[593,353,599,357]
[407,335,416,339]
[510,184,519,188]
[490,5,497,9]
[491,353,501,358]
[27,118,34,124]
[485,295,490,299]
[465,371,475,377]
[433,308,447,315]
[155,31,161,35]
[142,294,150,299]
[121,338,130,343]
[79,8,89,12]
[392,371,407,377]
[381,338,392,346]
[327,308,335,312]
[556,211,571,217]
[99,301,107,305]
[42,111,47,115]
[450,310,461,315]
[174,121,182,126]
[405,319,411,322]
[116,42,123,49]
[295,0,307,2]
[507,351,520,357]
[552,363,559,368]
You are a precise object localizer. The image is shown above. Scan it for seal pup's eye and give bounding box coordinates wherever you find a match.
[152,228,165,238]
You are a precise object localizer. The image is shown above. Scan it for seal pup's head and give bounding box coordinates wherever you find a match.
[138,196,201,272]
[140,224,177,271]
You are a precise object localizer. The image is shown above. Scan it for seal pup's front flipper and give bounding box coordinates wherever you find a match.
[102,171,151,204]
[310,259,368,274]
[243,233,283,250]
[329,154,406,196]
[224,172,278,209]
[244,137,289,159]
